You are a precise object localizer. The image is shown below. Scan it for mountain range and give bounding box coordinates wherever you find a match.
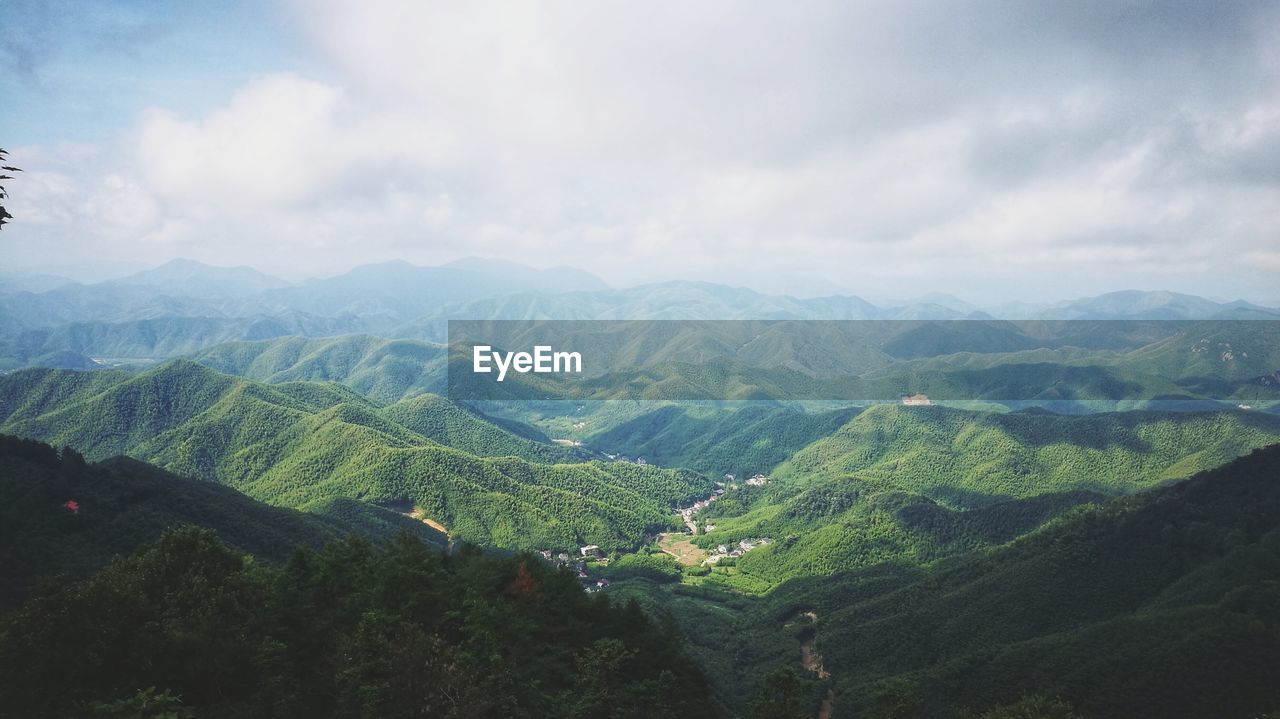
[3,258,1277,373]
[638,444,1280,718]
[0,360,710,552]
[3,256,1280,717]
[0,436,715,718]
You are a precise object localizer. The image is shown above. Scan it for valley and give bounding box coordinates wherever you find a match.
[2,261,1279,717]
[0,361,712,553]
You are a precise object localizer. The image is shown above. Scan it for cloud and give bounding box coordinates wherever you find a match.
[137,75,350,208]
[3,0,1279,301]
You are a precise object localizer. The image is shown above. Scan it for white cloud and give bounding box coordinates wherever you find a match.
[3,0,1278,302]
[84,174,159,231]
[136,75,354,208]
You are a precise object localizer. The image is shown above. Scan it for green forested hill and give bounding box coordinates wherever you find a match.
[759,443,1280,718]
[0,434,445,607]
[381,393,587,462]
[610,444,1280,718]
[770,404,1280,504]
[722,486,1105,584]
[619,403,1280,589]
[0,527,715,719]
[0,315,379,370]
[871,319,1280,404]
[583,401,1280,517]
[587,403,863,477]
[190,333,447,403]
[0,366,131,424]
[0,362,712,552]
[1119,319,1280,383]
[2,338,1278,717]
[520,400,1280,590]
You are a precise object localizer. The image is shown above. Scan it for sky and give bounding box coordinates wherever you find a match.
[2,0,1279,304]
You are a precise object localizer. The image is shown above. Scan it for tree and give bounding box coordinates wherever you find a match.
[0,148,19,230]
[748,668,810,719]
[979,694,1083,719]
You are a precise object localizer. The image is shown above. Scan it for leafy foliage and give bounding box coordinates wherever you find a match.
[382,393,586,462]
[589,401,1280,589]
[761,445,1280,718]
[608,445,1280,717]
[190,333,448,403]
[0,362,713,551]
[0,148,18,230]
[589,402,862,478]
[0,527,715,718]
[766,404,1280,505]
[600,552,683,583]
[0,434,443,607]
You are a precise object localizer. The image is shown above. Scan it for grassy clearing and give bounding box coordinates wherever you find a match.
[658,532,707,566]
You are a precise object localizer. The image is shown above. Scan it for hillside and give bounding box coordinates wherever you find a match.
[762,443,1280,718]
[0,527,715,719]
[190,333,448,403]
[0,435,445,607]
[0,362,712,552]
[584,402,1280,510]
[0,314,377,369]
[582,403,1280,589]
[381,394,587,462]
[588,403,863,478]
[607,443,1280,717]
[880,319,1280,402]
[766,404,1280,504]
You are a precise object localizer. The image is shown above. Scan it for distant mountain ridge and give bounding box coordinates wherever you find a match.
[0,257,612,330]
[1038,289,1280,320]
[108,258,290,298]
[1,257,1277,372]
[258,258,612,322]
[0,270,75,295]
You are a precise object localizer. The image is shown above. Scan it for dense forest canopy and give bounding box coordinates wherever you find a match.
[0,527,716,719]
[0,362,713,552]
[1,321,1278,717]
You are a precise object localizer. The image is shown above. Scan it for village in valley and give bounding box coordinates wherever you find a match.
[662,472,774,568]
[533,466,776,592]
[538,546,613,593]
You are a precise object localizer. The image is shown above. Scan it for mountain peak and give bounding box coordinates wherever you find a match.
[110,259,290,299]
